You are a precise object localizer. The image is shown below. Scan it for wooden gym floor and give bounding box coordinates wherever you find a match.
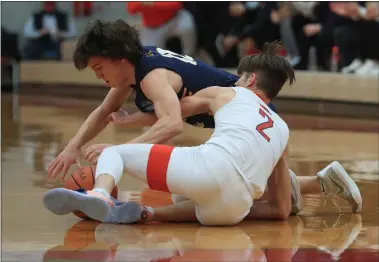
[1,93,378,262]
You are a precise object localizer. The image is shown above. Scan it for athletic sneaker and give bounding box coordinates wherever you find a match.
[341,59,363,74]
[290,169,304,215]
[106,202,154,224]
[43,188,121,222]
[317,161,362,213]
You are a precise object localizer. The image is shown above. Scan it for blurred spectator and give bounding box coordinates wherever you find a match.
[1,27,21,62]
[195,2,239,67]
[1,27,22,92]
[291,2,330,70]
[332,2,379,76]
[275,2,301,66]
[127,2,197,56]
[23,1,76,60]
[217,2,280,60]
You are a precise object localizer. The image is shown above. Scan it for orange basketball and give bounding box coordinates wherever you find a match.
[64,166,118,220]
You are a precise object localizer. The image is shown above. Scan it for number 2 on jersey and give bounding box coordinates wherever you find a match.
[156,48,197,65]
[256,105,274,142]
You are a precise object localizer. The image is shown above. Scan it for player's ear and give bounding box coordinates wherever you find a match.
[248,73,256,88]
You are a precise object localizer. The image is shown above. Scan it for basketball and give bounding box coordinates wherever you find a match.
[64,166,118,220]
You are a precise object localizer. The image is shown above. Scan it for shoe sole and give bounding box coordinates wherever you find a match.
[43,188,111,222]
[331,161,362,213]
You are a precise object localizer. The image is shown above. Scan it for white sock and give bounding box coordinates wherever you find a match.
[92,188,111,199]
[145,206,154,214]
[143,206,155,222]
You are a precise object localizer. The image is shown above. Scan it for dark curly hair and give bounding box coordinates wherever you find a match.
[73,19,143,70]
[237,41,295,99]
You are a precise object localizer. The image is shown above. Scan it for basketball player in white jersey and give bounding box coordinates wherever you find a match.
[43,43,361,225]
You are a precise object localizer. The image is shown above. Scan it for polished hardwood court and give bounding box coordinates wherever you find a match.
[1,94,378,262]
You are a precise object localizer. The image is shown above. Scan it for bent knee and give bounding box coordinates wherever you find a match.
[100,146,121,158]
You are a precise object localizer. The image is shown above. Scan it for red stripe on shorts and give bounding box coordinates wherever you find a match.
[147,144,175,193]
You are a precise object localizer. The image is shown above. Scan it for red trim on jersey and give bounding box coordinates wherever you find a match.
[147,145,175,193]
[259,103,271,115]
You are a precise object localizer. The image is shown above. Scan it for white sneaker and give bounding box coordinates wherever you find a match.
[367,64,379,77]
[341,59,363,74]
[317,161,362,213]
[290,170,304,215]
[356,59,377,76]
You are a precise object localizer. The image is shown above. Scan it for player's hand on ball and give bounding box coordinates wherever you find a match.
[83,144,113,164]
[48,146,82,180]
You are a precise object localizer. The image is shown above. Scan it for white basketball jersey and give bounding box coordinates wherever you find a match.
[206,87,289,199]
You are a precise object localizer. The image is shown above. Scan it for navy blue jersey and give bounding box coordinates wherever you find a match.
[133,46,276,128]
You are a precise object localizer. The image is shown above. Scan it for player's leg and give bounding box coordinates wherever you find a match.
[115,146,254,226]
[43,144,157,222]
[162,162,362,219]
[169,160,362,217]
[134,181,253,225]
[44,143,233,223]
[93,144,207,223]
[169,169,303,217]
[149,199,198,222]
[295,161,362,213]
[263,162,362,215]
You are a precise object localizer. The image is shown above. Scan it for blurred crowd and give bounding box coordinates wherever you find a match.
[2,1,378,76]
[127,1,379,76]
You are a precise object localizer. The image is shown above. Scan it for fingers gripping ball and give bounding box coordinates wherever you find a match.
[64,166,118,219]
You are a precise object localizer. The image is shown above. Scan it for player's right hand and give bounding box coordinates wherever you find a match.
[48,147,82,181]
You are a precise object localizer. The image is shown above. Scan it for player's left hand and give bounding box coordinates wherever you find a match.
[83,143,113,164]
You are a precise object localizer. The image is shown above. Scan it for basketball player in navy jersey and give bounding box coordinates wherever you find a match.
[47,20,361,217]
[48,19,259,176]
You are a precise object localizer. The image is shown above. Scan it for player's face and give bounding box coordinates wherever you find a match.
[88,57,130,88]
[235,72,256,88]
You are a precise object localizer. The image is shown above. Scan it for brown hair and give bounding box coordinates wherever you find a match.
[73,19,143,70]
[237,41,295,99]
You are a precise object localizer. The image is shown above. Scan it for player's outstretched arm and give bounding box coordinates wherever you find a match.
[109,96,208,128]
[179,93,209,117]
[265,146,292,218]
[244,145,291,220]
[128,69,183,144]
[109,87,211,128]
[48,87,132,179]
